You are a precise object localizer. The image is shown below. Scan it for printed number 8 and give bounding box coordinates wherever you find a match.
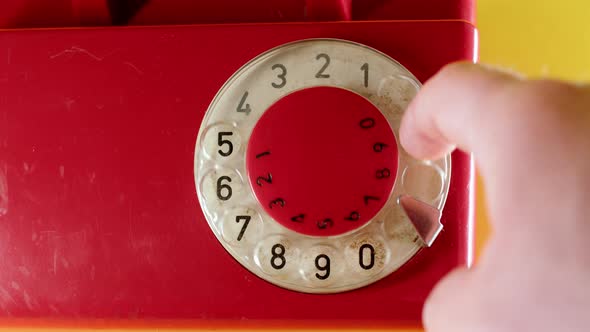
[271,244,286,269]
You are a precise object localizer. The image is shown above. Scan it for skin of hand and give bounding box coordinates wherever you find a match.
[399,62,590,332]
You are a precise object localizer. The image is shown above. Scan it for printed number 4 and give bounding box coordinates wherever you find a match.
[237,91,251,115]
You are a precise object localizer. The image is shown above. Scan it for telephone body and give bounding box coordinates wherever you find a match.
[0,0,477,329]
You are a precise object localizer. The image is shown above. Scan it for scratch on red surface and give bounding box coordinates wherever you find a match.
[0,162,8,217]
[49,46,104,61]
[124,61,144,75]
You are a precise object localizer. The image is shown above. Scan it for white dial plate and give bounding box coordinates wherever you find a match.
[194,39,451,293]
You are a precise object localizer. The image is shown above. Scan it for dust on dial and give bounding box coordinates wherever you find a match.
[194,39,451,293]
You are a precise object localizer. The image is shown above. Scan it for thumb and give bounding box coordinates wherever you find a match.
[423,267,477,332]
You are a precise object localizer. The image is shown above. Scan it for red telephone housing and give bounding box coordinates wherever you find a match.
[0,0,477,329]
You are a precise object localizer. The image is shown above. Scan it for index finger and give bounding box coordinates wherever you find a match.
[399,62,521,162]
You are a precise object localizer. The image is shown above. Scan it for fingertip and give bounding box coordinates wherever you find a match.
[439,61,523,81]
[401,62,523,163]
[399,103,420,155]
[399,103,455,160]
[399,62,476,160]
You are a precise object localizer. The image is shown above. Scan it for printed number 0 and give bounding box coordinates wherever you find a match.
[359,244,375,270]
[376,168,391,179]
[271,244,286,270]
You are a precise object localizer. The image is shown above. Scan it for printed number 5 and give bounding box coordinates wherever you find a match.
[217,132,233,157]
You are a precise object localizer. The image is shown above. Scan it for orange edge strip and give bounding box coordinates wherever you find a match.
[0,319,422,330]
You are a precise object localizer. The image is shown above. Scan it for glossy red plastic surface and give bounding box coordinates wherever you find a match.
[0,1,475,29]
[131,0,308,25]
[352,0,476,23]
[0,20,476,328]
[0,0,110,28]
[305,0,352,21]
[247,87,397,237]
[131,0,475,25]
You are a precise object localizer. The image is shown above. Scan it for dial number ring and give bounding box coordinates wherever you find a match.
[194,39,451,293]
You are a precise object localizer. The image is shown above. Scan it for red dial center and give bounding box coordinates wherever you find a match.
[246,86,398,236]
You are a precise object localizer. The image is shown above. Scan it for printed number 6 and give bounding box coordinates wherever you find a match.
[216,176,232,201]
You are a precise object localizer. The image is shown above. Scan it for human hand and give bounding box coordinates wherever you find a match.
[400,63,590,332]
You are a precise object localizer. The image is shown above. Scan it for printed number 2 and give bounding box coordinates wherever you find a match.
[315,54,330,78]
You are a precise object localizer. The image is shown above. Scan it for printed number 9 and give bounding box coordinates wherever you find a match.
[315,254,331,280]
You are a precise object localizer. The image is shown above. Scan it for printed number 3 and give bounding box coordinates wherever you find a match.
[271,64,287,89]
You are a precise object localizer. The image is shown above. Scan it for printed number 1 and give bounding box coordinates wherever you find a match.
[361,63,369,88]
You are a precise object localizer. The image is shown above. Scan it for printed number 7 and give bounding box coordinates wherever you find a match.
[235,215,251,241]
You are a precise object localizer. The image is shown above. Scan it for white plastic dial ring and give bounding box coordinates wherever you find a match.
[201,123,243,160]
[220,206,264,246]
[299,245,343,287]
[194,38,451,294]
[254,235,300,277]
[345,235,389,277]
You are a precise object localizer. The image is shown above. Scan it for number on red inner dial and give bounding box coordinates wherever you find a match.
[246,86,398,237]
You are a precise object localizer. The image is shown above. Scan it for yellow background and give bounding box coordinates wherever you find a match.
[473,0,590,256]
[4,0,590,331]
